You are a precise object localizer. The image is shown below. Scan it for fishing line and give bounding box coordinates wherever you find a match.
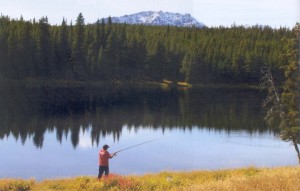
[114,138,161,154]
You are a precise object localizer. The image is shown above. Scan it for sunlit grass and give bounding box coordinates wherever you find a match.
[0,166,299,191]
[0,179,35,191]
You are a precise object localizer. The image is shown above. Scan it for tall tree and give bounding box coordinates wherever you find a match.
[146,41,167,81]
[280,23,300,160]
[57,18,71,79]
[260,24,300,162]
[71,13,86,80]
[35,16,51,77]
[0,16,10,78]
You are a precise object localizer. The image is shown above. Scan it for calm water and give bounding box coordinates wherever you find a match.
[0,85,298,180]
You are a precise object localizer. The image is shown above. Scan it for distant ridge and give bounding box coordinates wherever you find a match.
[102,11,205,28]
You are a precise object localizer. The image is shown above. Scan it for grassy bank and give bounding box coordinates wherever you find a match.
[1,166,299,191]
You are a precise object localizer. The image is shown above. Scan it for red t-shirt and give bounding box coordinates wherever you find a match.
[99,149,111,166]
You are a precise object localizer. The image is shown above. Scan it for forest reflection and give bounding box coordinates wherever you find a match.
[0,84,270,148]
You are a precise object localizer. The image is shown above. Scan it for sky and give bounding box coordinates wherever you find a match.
[1,0,299,28]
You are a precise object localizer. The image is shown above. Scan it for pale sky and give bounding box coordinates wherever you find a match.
[1,0,299,28]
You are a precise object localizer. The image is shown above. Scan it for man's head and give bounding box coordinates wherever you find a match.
[103,144,109,150]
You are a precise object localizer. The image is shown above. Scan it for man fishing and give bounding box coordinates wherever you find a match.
[98,144,117,179]
[98,139,159,179]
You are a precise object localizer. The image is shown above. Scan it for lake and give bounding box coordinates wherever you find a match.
[0,84,298,180]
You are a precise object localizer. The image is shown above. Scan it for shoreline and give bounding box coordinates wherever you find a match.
[0,78,259,90]
[1,166,299,190]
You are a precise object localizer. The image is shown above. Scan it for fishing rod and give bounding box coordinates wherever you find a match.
[113,138,160,154]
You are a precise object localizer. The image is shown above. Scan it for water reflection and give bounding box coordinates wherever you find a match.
[0,84,269,148]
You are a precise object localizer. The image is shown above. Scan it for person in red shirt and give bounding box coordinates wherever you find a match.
[98,144,116,179]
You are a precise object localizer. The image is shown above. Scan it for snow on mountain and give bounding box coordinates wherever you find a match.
[102,11,205,28]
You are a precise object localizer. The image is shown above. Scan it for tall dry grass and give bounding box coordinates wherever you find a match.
[0,166,299,191]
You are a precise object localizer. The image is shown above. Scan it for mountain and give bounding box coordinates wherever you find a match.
[102,11,205,28]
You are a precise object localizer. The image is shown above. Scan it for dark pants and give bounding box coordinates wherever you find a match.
[98,166,109,178]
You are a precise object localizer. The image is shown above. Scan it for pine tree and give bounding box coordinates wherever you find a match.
[260,23,300,163]
[35,16,51,78]
[57,18,71,79]
[71,13,86,80]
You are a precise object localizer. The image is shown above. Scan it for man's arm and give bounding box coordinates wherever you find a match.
[110,152,117,158]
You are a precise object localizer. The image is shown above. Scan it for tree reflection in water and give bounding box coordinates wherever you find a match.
[0,84,270,148]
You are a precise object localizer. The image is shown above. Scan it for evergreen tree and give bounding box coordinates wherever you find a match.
[57,18,71,79]
[35,16,51,78]
[146,41,167,81]
[260,23,300,162]
[71,13,86,80]
[0,16,10,78]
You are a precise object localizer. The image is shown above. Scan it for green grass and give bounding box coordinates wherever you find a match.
[1,166,299,191]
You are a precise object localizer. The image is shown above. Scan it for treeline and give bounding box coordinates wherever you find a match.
[0,13,296,84]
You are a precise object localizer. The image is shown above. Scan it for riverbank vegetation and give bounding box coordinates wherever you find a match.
[0,166,299,191]
[260,24,300,161]
[0,14,298,86]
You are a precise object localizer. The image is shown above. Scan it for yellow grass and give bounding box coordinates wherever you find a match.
[177,81,191,87]
[163,79,173,84]
[0,166,299,191]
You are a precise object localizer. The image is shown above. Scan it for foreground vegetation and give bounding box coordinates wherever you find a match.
[1,166,299,191]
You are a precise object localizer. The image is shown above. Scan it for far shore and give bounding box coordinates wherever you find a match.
[0,78,259,90]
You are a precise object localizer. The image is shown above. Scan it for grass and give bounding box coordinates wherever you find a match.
[0,166,299,191]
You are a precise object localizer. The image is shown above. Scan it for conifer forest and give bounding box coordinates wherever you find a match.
[0,13,298,85]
